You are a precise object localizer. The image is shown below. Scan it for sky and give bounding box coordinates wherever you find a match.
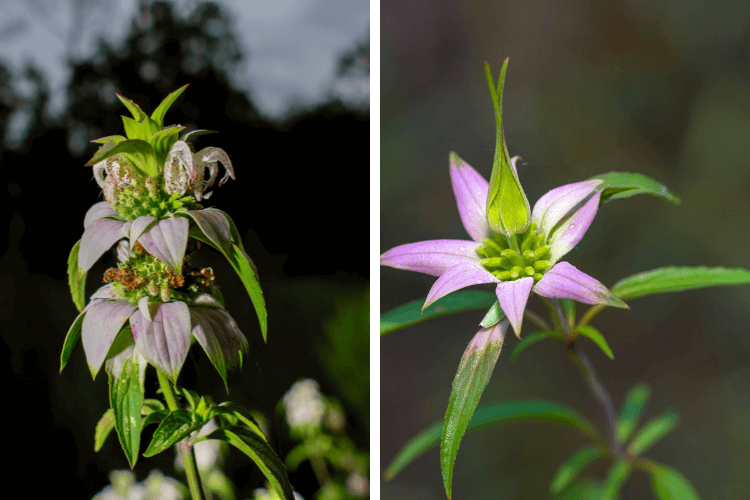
[0,0,370,118]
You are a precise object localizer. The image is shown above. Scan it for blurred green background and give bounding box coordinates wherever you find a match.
[381,0,750,498]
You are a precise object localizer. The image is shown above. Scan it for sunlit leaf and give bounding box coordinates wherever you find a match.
[612,267,750,300]
[550,445,608,494]
[144,410,201,457]
[108,355,145,468]
[67,240,87,312]
[151,84,189,128]
[592,172,680,205]
[380,291,496,335]
[576,325,614,360]
[650,464,702,500]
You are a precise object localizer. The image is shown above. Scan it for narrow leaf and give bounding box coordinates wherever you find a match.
[385,399,602,480]
[149,125,185,163]
[67,240,87,312]
[142,409,169,429]
[601,461,632,500]
[144,410,201,457]
[117,94,148,121]
[205,426,294,500]
[561,299,576,325]
[616,383,651,443]
[650,464,702,500]
[94,408,116,452]
[441,323,506,499]
[611,267,750,301]
[151,84,189,128]
[208,402,266,439]
[91,135,127,144]
[550,445,608,494]
[480,301,505,328]
[576,325,614,360]
[60,311,85,373]
[381,291,497,335]
[628,411,680,455]
[84,139,158,178]
[510,330,553,363]
[592,172,680,205]
[108,355,145,468]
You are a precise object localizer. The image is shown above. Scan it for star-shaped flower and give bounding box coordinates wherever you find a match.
[381,153,627,337]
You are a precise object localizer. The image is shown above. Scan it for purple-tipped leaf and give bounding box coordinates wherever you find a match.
[82,300,137,379]
[131,301,192,382]
[381,240,482,277]
[495,277,534,338]
[129,216,158,245]
[138,217,189,272]
[84,202,118,229]
[423,261,498,311]
[449,153,490,242]
[531,180,604,239]
[547,189,603,264]
[78,218,127,274]
[182,210,232,254]
[534,262,627,308]
[190,307,249,391]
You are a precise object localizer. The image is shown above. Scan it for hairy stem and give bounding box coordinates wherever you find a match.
[157,370,205,500]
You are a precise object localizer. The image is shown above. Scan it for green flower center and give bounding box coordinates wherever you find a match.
[112,179,202,221]
[476,221,551,282]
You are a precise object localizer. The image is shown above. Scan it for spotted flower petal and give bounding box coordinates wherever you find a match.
[131,301,192,382]
[423,261,498,311]
[495,277,534,338]
[82,299,137,378]
[381,240,482,277]
[534,261,627,308]
[190,306,249,389]
[79,218,127,274]
[449,153,491,242]
[138,217,189,272]
[84,202,118,229]
[547,189,603,264]
[531,179,604,239]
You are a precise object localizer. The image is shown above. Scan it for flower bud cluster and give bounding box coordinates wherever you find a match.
[108,175,202,220]
[477,221,552,282]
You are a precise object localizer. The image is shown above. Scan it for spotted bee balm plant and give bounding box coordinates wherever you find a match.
[381,59,750,499]
[62,86,294,500]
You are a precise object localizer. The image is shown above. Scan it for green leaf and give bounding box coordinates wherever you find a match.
[483,59,530,237]
[650,464,702,500]
[143,410,201,457]
[94,408,115,452]
[205,426,294,500]
[628,411,679,455]
[592,172,680,205]
[149,125,185,164]
[380,291,497,335]
[91,135,127,144]
[611,266,750,301]
[510,330,554,362]
[616,384,651,443]
[142,409,169,429]
[550,445,608,494]
[561,299,576,325]
[601,461,632,500]
[207,402,266,439]
[151,84,189,129]
[67,240,87,312]
[108,355,145,468]
[60,311,85,373]
[576,325,614,360]
[117,94,148,121]
[552,478,610,500]
[181,129,217,142]
[84,139,158,177]
[480,301,504,328]
[385,399,602,481]
[441,325,506,499]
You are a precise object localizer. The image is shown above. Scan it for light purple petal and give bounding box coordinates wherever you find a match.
[82,299,137,378]
[138,296,162,322]
[495,277,534,338]
[548,189,603,264]
[534,262,627,308]
[78,218,126,274]
[182,209,232,254]
[130,216,157,245]
[189,293,225,309]
[90,284,116,301]
[190,307,249,382]
[138,217,189,272]
[131,301,192,382]
[84,202,118,229]
[531,180,604,239]
[104,335,148,385]
[467,318,508,351]
[120,220,133,239]
[423,261,498,311]
[449,154,490,242]
[381,240,481,277]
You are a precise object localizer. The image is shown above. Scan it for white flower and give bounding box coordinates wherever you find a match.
[283,379,326,429]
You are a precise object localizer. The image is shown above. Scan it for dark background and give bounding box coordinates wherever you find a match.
[382,1,750,499]
[0,1,369,498]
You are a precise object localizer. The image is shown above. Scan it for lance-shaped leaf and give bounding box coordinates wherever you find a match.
[131,301,192,383]
[576,325,614,360]
[381,291,497,335]
[82,300,137,379]
[592,172,681,205]
[117,93,148,121]
[204,426,294,500]
[384,399,602,480]
[441,321,507,499]
[91,135,127,144]
[138,217,189,273]
[107,354,145,468]
[94,408,116,452]
[150,125,185,164]
[479,300,505,328]
[60,310,86,372]
[616,383,650,443]
[510,330,554,362]
[649,464,702,500]
[151,84,189,128]
[78,218,127,274]
[484,59,530,237]
[122,115,160,141]
[207,402,265,438]
[85,139,159,178]
[190,306,249,392]
[611,266,750,301]
[628,411,680,455]
[67,240,87,312]
[144,410,201,457]
[601,461,633,500]
[550,445,609,494]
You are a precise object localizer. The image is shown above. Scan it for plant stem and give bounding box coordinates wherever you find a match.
[578,304,606,328]
[310,453,330,486]
[157,370,205,500]
[524,309,552,331]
